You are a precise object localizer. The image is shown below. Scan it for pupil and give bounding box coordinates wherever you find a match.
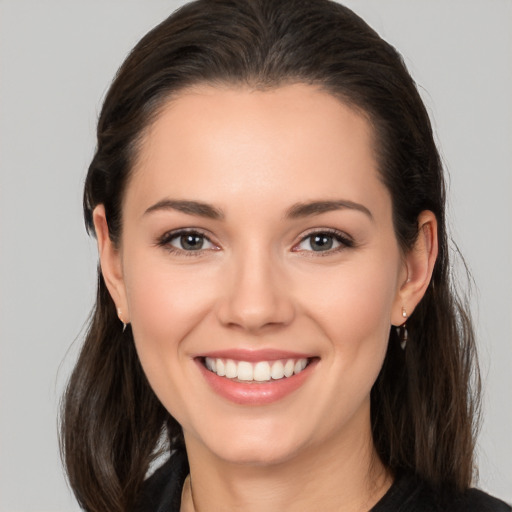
[181,234,203,250]
[312,234,333,251]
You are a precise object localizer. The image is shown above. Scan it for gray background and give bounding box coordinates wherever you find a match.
[0,1,510,510]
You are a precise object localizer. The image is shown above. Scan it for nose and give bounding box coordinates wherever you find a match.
[216,245,295,333]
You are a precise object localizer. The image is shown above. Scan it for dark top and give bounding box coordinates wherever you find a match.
[136,449,511,512]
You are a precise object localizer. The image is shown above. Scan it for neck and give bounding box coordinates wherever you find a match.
[181,418,392,512]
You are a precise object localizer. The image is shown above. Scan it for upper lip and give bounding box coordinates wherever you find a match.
[194,349,315,362]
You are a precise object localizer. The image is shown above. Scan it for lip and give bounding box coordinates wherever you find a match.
[195,354,318,405]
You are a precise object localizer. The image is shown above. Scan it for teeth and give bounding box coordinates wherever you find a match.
[225,359,237,379]
[204,357,309,382]
[284,359,295,377]
[294,359,307,374]
[205,357,216,372]
[253,361,270,382]
[237,361,253,381]
[216,359,226,377]
[271,360,284,380]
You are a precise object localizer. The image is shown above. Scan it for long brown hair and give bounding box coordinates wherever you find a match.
[60,1,481,510]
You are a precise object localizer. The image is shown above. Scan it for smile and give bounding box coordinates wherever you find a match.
[196,351,318,405]
[204,357,309,382]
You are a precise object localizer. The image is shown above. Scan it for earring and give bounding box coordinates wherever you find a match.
[117,307,128,333]
[396,307,408,350]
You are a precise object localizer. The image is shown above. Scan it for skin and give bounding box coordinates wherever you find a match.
[94,84,438,512]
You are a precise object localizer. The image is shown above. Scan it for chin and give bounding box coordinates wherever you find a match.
[214,441,301,467]
[187,418,309,467]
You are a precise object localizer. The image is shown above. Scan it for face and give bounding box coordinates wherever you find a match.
[101,84,412,467]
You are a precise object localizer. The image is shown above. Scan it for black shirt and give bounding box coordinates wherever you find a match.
[136,450,511,512]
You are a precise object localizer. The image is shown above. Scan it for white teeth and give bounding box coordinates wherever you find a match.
[204,357,309,382]
[216,358,225,377]
[225,359,237,378]
[284,359,295,377]
[205,357,216,372]
[253,361,270,381]
[294,359,307,374]
[237,361,253,381]
[271,360,285,379]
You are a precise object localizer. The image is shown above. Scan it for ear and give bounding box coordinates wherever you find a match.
[93,205,130,324]
[392,210,438,325]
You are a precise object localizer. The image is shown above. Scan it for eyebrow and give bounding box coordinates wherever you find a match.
[285,200,373,220]
[143,198,372,221]
[143,199,224,220]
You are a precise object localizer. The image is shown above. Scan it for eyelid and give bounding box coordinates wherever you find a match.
[291,228,354,253]
[155,227,354,255]
[156,228,220,254]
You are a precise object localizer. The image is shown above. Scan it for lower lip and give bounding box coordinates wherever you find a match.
[196,359,317,405]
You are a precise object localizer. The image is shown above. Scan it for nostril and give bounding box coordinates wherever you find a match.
[214,263,295,331]
[216,296,296,332]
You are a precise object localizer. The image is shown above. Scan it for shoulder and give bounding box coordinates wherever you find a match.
[449,488,512,512]
[373,473,511,512]
[133,449,189,512]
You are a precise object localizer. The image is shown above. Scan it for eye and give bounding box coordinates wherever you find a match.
[294,230,353,253]
[158,230,217,253]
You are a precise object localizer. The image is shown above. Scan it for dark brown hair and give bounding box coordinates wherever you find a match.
[60,1,480,510]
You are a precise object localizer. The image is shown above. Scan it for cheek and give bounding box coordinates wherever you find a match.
[125,253,215,334]
[122,252,219,380]
[121,254,223,424]
[299,252,400,359]
[303,255,401,419]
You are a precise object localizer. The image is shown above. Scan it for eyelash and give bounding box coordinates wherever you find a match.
[293,228,354,256]
[156,229,218,257]
[156,228,354,257]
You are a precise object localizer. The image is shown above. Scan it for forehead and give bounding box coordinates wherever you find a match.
[127,84,387,217]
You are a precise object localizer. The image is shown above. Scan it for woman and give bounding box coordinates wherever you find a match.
[60,1,511,511]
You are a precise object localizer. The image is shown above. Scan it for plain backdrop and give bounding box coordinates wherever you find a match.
[0,1,510,510]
